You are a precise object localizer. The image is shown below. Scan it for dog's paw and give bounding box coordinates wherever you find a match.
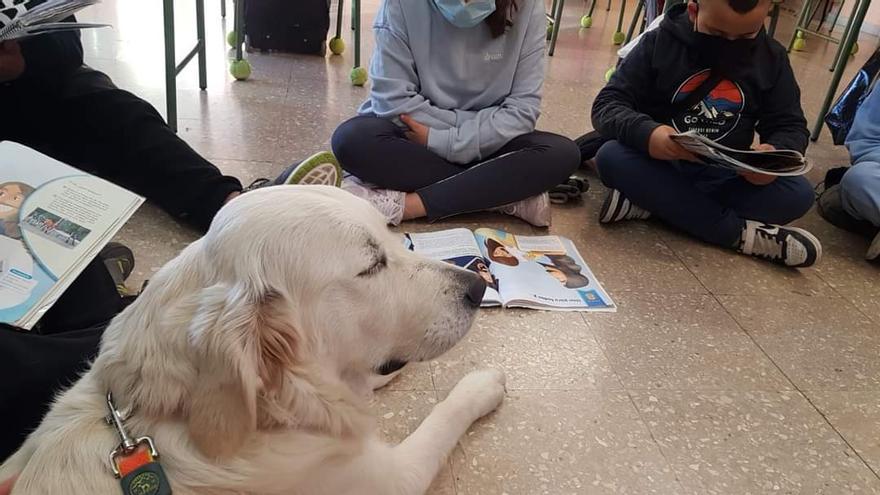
[447,369,507,419]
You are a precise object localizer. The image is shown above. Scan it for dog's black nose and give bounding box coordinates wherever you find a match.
[465,275,487,308]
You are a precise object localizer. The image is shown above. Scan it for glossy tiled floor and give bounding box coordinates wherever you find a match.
[78,1,880,493]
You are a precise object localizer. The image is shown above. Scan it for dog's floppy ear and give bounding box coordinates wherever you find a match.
[185,283,296,458]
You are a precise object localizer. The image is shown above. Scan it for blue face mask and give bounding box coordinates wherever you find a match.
[432,0,497,29]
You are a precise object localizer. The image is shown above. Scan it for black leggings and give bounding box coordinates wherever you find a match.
[331,116,580,220]
[0,259,123,461]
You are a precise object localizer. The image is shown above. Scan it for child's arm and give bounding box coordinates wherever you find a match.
[591,33,661,155]
[846,81,880,165]
[755,56,809,154]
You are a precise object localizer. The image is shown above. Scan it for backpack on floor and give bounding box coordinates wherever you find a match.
[245,0,330,55]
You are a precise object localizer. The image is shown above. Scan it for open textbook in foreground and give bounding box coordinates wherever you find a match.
[405,228,616,312]
[671,130,812,176]
[0,0,107,42]
[0,141,143,330]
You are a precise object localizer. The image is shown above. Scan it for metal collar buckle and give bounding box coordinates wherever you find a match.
[106,392,158,479]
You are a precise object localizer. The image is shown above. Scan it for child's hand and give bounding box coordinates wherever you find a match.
[741,143,778,185]
[648,125,699,162]
[0,41,25,83]
[0,474,17,495]
[400,114,430,147]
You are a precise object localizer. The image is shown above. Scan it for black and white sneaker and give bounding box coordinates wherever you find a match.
[738,220,822,268]
[99,242,135,296]
[599,188,651,224]
[868,231,880,262]
[243,151,342,192]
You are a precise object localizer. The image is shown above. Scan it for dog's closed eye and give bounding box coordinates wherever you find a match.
[358,255,387,277]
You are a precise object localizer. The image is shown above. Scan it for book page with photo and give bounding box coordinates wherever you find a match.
[474,229,616,312]
[0,141,143,329]
[405,229,502,306]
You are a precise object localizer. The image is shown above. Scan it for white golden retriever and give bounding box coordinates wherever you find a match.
[0,186,505,494]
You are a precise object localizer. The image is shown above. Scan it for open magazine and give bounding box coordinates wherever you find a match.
[0,0,108,41]
[405,228,616,312]
[671,130,812,176]
[0,141,143,329]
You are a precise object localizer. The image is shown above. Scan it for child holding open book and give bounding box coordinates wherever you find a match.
[591,0,821,268]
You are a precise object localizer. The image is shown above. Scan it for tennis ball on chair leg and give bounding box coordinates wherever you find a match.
[612,31,625,45]
[605,67,616,82]
[350,66,368,86]
[329,37,345,55]
[226,31,238,47]
[580,15,593,28]
[229,59,252,81]
[851,42,859,56]
[792,37,806,51]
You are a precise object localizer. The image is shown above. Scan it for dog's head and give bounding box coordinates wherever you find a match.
[96,186,484,458]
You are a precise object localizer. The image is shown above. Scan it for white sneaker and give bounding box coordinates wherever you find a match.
[342,175,406,226]
[738,220,822,268]
[491,192,552,227]
[867,231,880,262]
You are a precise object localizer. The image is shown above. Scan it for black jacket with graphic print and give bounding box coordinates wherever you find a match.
[591,4,809,155]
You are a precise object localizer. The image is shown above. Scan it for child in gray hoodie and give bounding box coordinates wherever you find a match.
[331,0,579,227]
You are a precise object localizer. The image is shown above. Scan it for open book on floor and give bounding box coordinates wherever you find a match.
[405,228,616,312]
[0,141,143,330]
[671,130,812,176]
[0,0,108,41]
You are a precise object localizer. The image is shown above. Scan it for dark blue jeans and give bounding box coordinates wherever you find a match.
[596,140,815,247]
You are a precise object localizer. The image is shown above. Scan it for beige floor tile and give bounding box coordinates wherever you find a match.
[113,203,200,290]
[372,391,456,495]
[384,362,435,392]
[657,225,831,297]
[585,293,792,391]
[719,294,880,391]
[449,390,683,494]
[555,207,708,295]
[808,391,880,476]
[432,310,622,391]
[631,391,880,494]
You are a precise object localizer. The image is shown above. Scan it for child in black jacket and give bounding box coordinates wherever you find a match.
[591,0,820,268]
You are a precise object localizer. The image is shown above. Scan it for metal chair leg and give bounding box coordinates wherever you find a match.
[767,0,780,38]
[234,0,244,62]
[196,0,207,90]
[787,0,813,52]
[220,0,226,18]
[624,0,644,45]
[354,0,361,67]
[613,0,626,44]
[163,0,177,131]
[335,0,345,39]
[548,0,565,56]
[828,0,861,71]
[811,0,870,140]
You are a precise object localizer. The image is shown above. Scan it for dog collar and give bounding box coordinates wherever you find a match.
[106,392,173,495]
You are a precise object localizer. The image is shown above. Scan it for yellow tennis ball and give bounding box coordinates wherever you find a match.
[604,67,615,82]
[612,31,625,45]
[350,66,367,86]
[329,37,345,55]
[229,59,252,81]
[226,31,237,47]
[580,15,593,28]
[792,38,806,51]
